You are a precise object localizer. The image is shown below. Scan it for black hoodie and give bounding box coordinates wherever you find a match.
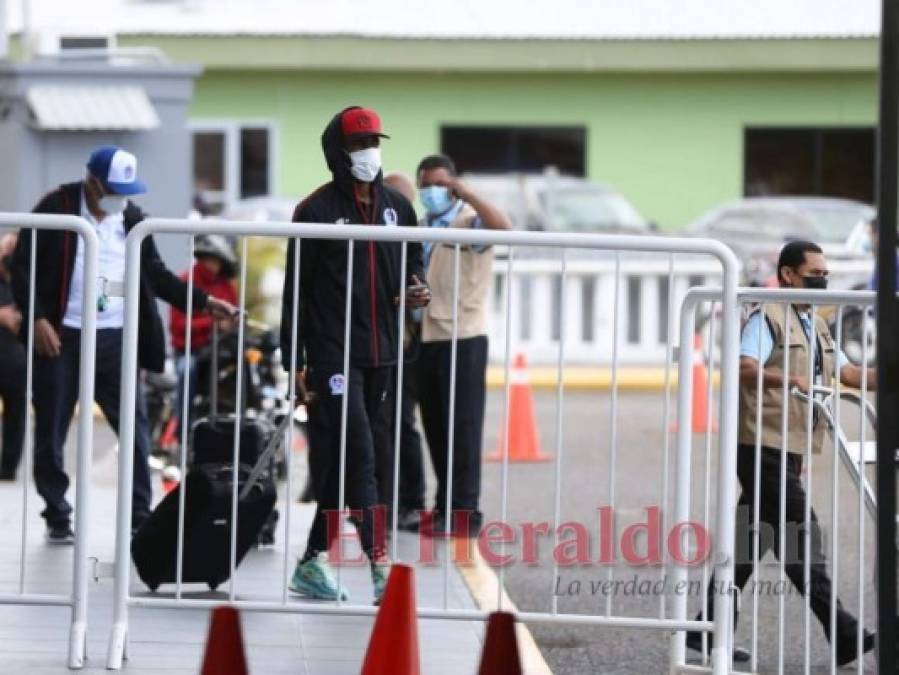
[280,107,424,371]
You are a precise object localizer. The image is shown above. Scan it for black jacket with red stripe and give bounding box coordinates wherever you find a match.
[280,108,425,371]
[11,181,209,372]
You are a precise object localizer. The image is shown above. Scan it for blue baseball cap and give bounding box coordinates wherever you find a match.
[86,145,147,195]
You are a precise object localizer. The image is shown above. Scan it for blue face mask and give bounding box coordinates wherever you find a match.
[419,185,455,216]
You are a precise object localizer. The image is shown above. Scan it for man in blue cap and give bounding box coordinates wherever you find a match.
[12,145,236,543]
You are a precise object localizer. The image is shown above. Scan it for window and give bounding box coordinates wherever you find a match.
[744,128,875,203]
[60,37,111,51]
[441,126,587,176]
[190,121,275,215]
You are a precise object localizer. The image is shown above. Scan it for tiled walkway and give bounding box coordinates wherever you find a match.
[0,448,485,674]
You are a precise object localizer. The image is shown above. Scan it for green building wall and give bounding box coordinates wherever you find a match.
[188,69,877,229]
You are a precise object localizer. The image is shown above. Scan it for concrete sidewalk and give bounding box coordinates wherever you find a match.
[0,463,487,674]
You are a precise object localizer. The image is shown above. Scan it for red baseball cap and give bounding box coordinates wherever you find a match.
[340,107,390,140]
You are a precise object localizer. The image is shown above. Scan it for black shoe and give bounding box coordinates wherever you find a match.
[423,510,483,538]
[46,524,75,545]
[0,468,16,481]
[396,509,421,533]
[836,630,875,666]
[685,631,751,663]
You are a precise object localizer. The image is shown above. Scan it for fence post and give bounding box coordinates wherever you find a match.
[0,213,98,670]
[106,224,146,669]
[711,248,741,675]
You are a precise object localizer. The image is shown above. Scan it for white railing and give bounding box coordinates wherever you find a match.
[488,257,872,366]
[0,213,98,669]
[106,218,742,674]
[671,286,882,675]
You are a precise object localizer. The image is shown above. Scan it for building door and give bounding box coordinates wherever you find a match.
[744,127,875,203]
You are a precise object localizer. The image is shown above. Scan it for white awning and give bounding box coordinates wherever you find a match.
[26,85,160,131]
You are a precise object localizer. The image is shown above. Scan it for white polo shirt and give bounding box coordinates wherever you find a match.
[62,190,127,330]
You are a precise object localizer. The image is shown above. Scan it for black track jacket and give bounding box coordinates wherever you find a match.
[280,108,425,371]
[11,181,209,372]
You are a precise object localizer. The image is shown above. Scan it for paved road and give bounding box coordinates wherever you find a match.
[478,390,881,675]
[5,388,884,674]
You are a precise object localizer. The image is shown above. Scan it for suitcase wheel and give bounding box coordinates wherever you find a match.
[208,582,219,591]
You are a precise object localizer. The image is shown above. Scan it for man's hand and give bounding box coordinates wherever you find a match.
[34,318,61,357]
[396,274,431,309]
[294,370,318,407]
[0,305,22,336]
[206,296,239,320]
[790,375,811,394]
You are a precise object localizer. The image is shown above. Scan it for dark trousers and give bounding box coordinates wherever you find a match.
[695,444,858,646]
[418,336,488,520]
[33,327,153,528]
[0,332,27,474]
[373,358,426,513]
[304,364,389,560]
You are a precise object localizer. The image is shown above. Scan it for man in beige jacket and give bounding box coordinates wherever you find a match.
[688,240,876,665]
[415,154,512,537]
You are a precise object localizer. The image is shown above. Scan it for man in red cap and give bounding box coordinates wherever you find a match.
[280,107,430,603]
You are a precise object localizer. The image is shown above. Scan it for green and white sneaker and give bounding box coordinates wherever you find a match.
[288,554,348,601]
[371,558,391,605]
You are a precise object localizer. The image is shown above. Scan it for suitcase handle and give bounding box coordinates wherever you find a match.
[238,412,292,501]
[210,320,219,416]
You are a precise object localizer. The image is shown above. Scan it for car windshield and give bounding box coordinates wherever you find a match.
[541,189,646,233]
[797,204,872,242]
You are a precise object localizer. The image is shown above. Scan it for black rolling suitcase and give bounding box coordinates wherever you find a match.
[131,324,285,590]
[131,460,277,591]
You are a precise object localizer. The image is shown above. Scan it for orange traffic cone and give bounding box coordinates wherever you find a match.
[200,606,249,675]
[361,564,420,675]
[487,353,551,462]
[478,612,523,675]
[670,334,717,434]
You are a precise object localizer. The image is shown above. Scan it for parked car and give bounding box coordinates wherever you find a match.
[686,196,874,286]
[688,196,877,365]
[464,171,652,235]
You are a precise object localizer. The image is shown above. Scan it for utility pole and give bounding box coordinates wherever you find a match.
[876,2,898,673]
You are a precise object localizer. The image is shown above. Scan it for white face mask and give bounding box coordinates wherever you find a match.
[99,194,127,215]
[348,147,382,183]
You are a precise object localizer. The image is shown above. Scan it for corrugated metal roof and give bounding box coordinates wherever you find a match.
[26,85,160,131]
[5,0,883,41]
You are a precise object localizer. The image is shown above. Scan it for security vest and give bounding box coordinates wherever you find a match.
[421,203,494,343]
[737,303,837,455]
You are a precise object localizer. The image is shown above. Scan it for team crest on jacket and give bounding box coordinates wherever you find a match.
[329,374,345,396]
[383,208,398,226]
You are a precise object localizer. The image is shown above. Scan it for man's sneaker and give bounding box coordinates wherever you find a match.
[371,558,390,605]
[836,630,876,666]
[685,631,751,663]
[288,554,348,601]
[46,524,75,545]
[396,508,421,533]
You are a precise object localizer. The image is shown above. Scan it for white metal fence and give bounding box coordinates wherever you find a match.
[671,286,884,675]
[486,256,873,367]
[0,213,98,669]
[105,218,742,673]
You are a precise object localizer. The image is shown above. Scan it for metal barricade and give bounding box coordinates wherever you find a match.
[671,286,884,675]
[106,217,741,673]
[0,213,98,669]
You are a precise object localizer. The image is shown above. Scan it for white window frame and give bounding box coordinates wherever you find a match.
[189,119,278,209]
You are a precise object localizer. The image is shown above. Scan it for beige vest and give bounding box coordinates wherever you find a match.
[737,303,836,455]
[421,204,494,342]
